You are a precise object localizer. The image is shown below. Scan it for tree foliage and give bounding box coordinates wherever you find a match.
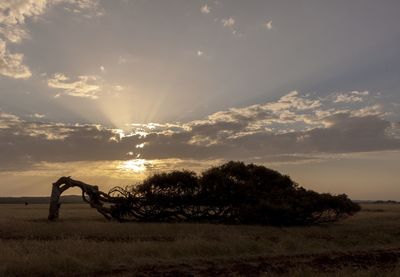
[128,161,360,225]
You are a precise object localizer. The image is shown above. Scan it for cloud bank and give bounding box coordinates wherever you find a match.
[1,91,399,172]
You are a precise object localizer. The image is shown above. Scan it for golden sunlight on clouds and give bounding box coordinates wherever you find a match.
[47,73,101,99]
[119,159,149,173]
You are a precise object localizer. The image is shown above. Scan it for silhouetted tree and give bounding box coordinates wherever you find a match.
[49,161,360,225]
[128,161,360,225]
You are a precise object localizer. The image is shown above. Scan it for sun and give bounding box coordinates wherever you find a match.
[119,159,148,173]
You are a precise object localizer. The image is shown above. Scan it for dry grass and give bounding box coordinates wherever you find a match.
[0,203,400,276]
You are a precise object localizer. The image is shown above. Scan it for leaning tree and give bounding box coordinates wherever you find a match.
[48,161,361,225]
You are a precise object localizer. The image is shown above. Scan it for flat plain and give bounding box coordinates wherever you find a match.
[0,203,399,276]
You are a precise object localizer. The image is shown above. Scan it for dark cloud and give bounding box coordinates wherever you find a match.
[302,114,397,153]
[1,100,399,172]
[1,91,399,171]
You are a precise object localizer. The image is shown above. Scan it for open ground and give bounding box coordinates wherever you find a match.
[0,203,399,276]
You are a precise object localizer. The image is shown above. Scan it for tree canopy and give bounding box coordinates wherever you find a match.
[49,161,360,225]
[127,161,360,225]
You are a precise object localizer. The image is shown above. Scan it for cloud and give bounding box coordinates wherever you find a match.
[0,0,103,42]
[0,25,28,44]
[222,17,235,27]
[0,0,48,24]
[334,91,369,103]
[131,91,397,161]
[231,30,243,38]
[351,104,383,117]
[0,90,399,172]
[0,0,103,79]
[31,113,46,119]
[0,0,48,43]
[201,4,210,14]
[265,20,272,30]
[52,0,104,18]
[220,17,243,37]
[0,0,48,78]
[351,91,369,96]
[0,39,31,78]
[0,111,20,128]
[386,122,400,139]
[47,73,101,99]
[0,112,144,170]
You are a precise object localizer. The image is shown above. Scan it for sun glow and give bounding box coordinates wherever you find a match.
[119,159,149,173]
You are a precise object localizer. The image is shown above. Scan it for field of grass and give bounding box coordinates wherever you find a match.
[1,203,400,276]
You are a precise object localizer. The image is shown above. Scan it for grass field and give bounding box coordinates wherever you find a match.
[0,203,400,276]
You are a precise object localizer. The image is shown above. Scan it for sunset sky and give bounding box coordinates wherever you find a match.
[0,0,399,199]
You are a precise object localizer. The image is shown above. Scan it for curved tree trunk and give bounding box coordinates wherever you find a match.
[48,177,114,221]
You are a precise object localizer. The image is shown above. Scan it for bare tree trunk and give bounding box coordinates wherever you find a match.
[48,176,115,221]
[48,182,62,220]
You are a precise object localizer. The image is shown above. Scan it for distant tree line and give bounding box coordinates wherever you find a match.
[107,161,360,225]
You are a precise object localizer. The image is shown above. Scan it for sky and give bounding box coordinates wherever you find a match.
[0,0,399,199]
